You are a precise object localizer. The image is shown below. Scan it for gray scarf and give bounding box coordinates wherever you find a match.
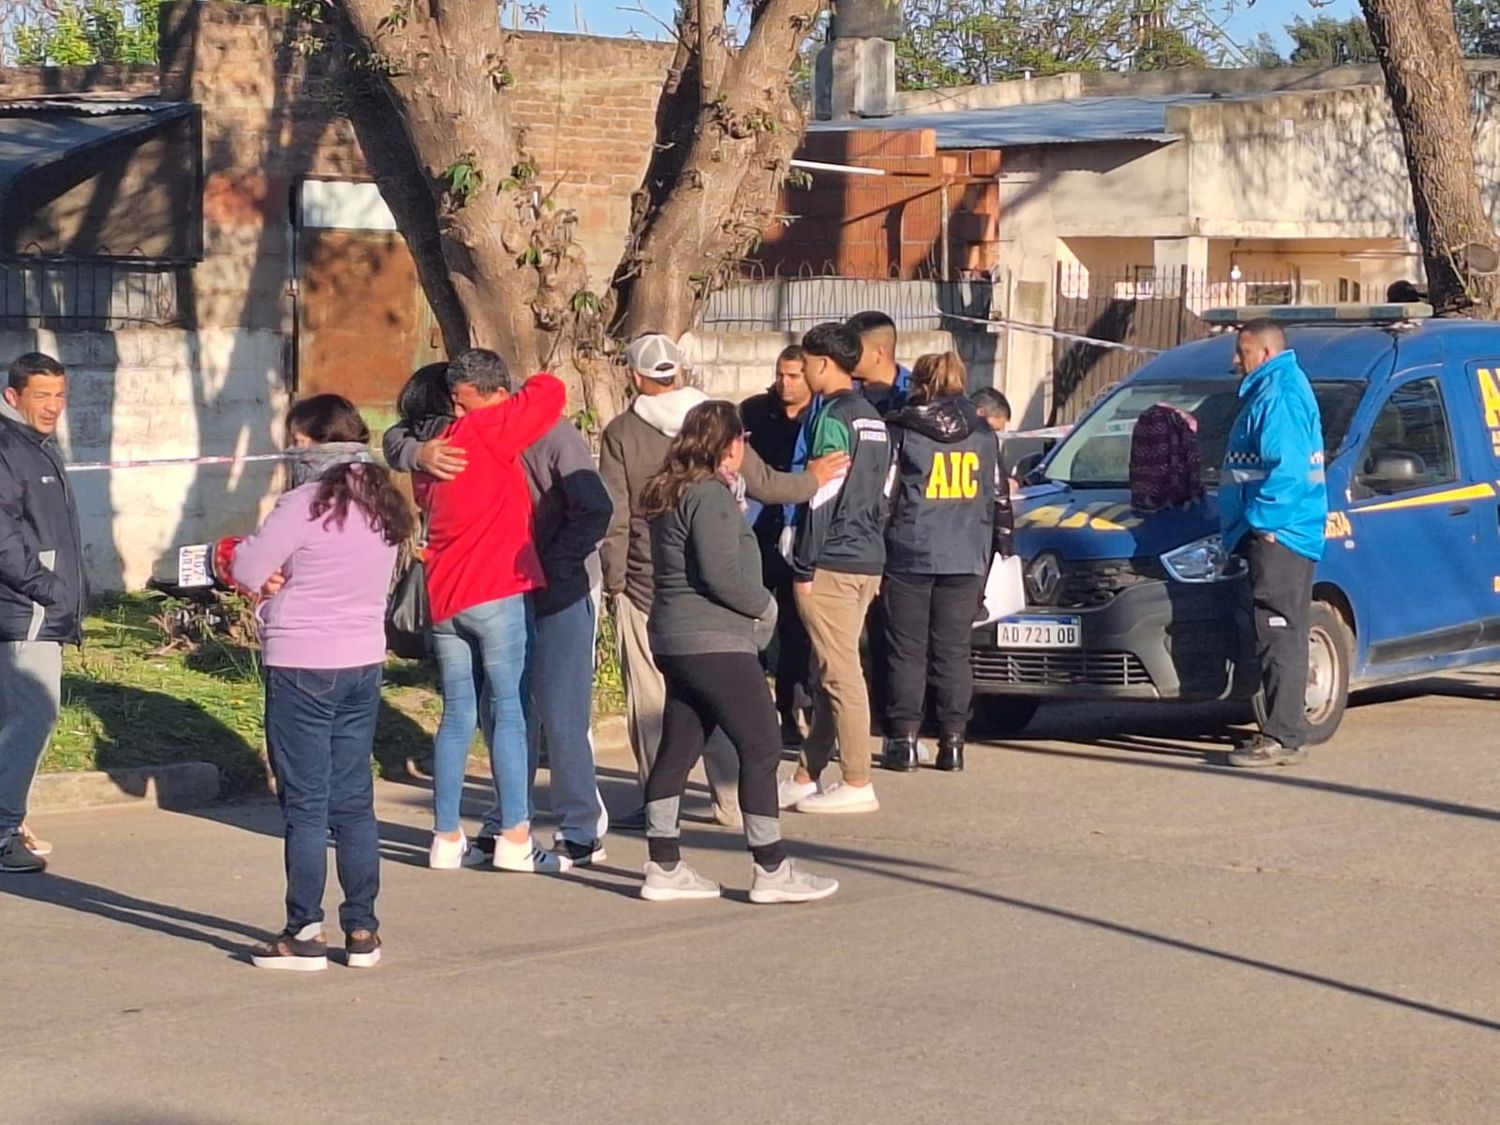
[289,441,375,488]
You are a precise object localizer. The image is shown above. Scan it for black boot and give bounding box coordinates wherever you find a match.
[881,734,920,773]
[935,734,965,772]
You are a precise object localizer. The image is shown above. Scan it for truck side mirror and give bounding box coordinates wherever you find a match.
[1357,449,1425,495]
[1012,451,1045,484]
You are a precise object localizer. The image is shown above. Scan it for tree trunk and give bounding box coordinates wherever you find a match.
[330,16,470,358]
[329,0,825,422]
[1362,0,1500,315]
[337,0,558,376]
[614,0,825,340]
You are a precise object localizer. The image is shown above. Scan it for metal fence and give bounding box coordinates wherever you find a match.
[1050,265,1307,424]
[0,257,189,332]
[699,269,999,334]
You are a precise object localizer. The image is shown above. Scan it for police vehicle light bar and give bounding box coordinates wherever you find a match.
[1201,303,1434,327]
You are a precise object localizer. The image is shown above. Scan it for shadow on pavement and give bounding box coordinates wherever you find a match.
[829,855,1500,1036]
[0,872,269,955]
[995,739,1500,824]
[652,827,1500,1035]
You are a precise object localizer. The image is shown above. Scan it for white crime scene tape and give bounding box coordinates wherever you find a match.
[66,452,295,473]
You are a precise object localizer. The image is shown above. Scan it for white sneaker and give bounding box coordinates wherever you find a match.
[428,832,469,870]
[640,861,721,902]
[795,781,879,815]
[750,859,839,904]
[777,776,819,809]
[495,835,573,874]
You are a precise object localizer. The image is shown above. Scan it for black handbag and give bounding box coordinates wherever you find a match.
[386,509,431,659]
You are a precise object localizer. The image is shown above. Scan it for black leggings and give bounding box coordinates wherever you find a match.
[647,651,785,868]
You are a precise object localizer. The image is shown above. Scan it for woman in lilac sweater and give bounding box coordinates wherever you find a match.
[231,395,412,972]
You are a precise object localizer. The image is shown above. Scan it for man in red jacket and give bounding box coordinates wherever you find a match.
[424,349,568,874]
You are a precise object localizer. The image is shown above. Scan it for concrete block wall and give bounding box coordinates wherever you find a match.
[681,329,998,402]
[0,327,287,593]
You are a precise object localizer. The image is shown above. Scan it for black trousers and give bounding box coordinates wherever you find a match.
[882,571,986,738]
[864,593,891,737]
[764,554,812,732]
[1238,535,1314,748]
[650,652,783,841]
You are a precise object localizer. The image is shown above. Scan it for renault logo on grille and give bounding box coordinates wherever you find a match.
[1026,552,1063,604]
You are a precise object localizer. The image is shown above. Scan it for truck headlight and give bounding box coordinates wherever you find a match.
[1160,535,1239,583]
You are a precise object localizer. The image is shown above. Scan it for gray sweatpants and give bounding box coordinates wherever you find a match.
[0,640,63,835]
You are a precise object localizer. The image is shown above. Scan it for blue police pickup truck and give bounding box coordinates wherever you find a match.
[972,303,1500,743]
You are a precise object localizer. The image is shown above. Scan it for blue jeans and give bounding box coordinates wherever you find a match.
[431,594,534,835]
[528,590,607,845]
[263,664,383,934]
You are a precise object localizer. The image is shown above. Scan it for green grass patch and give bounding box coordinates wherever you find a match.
[48,593,625,795]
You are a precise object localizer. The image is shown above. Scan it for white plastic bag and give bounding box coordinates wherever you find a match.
[974,554,1025,626]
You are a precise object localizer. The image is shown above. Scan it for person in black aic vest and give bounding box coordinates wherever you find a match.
[881,352,1012,773]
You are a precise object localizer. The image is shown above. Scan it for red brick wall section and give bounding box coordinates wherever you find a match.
[758,130,1002,279]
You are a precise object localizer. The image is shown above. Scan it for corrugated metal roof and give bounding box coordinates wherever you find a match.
[809,93,1241,150]
[0,98,171,116]
[0,101,197,249]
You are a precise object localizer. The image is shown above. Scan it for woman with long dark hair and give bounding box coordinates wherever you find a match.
[881,352,1010,774]
[637,400,838,903]
[231,394,413,971]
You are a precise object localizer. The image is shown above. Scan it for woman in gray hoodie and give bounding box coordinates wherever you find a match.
[637,400,839,904]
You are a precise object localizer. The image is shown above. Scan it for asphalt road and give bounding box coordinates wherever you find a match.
[5,673,1500,1123]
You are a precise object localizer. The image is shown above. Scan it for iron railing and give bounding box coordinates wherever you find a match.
[699,265,999,334]
[0,256,190,331]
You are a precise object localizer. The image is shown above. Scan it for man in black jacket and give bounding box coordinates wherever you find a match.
[0,352,84,874]
[781,323,893,816]
[740,345,816,747]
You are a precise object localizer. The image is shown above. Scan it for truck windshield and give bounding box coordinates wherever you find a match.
[1043,379,1364,489]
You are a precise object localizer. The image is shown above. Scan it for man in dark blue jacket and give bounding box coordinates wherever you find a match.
[0,352,84,873]
[1220,320,1327,768]
[741,345,816,747]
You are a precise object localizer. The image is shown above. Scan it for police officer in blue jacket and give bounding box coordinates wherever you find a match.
[1220,320,1328,768]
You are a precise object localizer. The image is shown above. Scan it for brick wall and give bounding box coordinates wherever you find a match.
[6,5,674,329]
[507,33,676,280]
[0,64,157,98]
[152,2,674,333]
[758,129,1002,279]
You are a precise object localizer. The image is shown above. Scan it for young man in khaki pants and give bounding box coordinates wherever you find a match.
[779,323,893,815]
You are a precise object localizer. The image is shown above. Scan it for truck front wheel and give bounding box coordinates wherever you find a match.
[1252,600,1353,746]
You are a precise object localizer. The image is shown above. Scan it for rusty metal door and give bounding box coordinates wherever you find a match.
[294,180,444,424]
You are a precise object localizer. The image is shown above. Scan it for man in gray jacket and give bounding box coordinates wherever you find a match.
[385,387,614,865]
[599,334,847,830]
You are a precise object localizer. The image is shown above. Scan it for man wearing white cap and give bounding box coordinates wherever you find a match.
[600,334,848,830]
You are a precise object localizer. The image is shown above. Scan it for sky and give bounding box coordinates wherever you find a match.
[540,0,1363,55]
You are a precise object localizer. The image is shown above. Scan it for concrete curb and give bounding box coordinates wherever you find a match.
[32,762,222,815]
[33,715,631,815]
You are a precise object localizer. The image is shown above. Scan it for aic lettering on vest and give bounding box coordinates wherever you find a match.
[925,450,981,499]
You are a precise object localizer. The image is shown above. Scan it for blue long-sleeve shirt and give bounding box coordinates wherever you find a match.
[1220,349,1328,562]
